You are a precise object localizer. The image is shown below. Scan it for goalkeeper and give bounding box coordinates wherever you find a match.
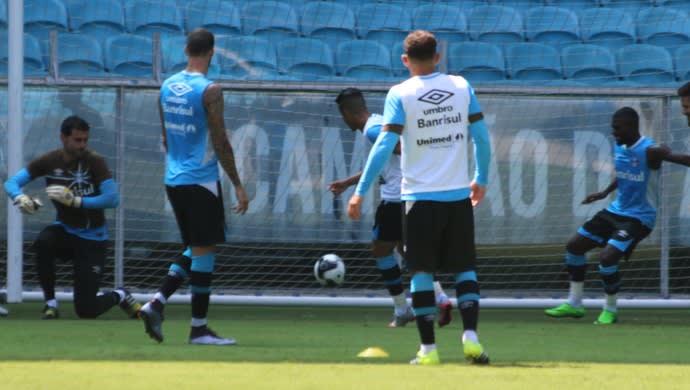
[3,115,141,320]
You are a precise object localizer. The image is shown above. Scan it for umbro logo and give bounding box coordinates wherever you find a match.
[418,89,454,105]
[168,82,193,97]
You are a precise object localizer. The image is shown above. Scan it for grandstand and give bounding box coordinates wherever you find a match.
[3,0,690,308]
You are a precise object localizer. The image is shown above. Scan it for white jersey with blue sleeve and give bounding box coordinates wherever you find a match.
[364,114,402,201]
[606,136,657,228]
[383,73,473,199]
[160,71,218,186]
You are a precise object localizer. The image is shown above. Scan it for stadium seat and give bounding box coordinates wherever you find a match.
[525,6,580,50]
[600,0,654,16]
[277,38,335,80]
[185,0,241,37]
[674,44,690,81]
[23,0,68,63]
[160,35,222,79]
[448,42,506,83]
[491,0,549,12]
[215,35,279,80]
[0,0,7,30]
[580,8,637,52]
[543,0,599,12]
[124,0,184,39]
[66,0,125,46]
[242,1,299,43]
[300,2,356,54]
[336,40,393,80]
[468,5,525,46]
[505,43,563,81]
[561,44,617,83]
[636,8,690,54]
[655,1,690,16]
[356,3,412,49]
[57,33,106,77]
[616,44,675,84]
[412,4,468,44]
[104,34,154,78]
[0,32,45,76]
[391,41,406,78]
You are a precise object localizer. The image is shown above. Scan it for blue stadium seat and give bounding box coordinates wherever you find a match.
[0,32,45,76]
[124,0,184,39]
[491,1,549,12]
[23,0,68,63]
[580,8,637,52]
[561,44,617,83]
[242,1,299,43]
[543,0,599,12]
[160,35,222,78]
[391,41,406,78]
[185,0,241,37]
[448,42,506,83]
[636,8,690,54]
[616,44,675,84]
[277,38,335,80]
[57,33,106,77]
[655,1,690,15]
[600,0,654,17]
[336,40,393,80]
[0,0,7,30]
[67,0,125,46]
[104,34,154,78]
[300,2,356,54]
[673,44,690,81]
[525,7,580,50]
[412,4,468,44]
[215,35,279,80]
[505,43,563,81]
[468,5,525,46]
[356,3,412,49]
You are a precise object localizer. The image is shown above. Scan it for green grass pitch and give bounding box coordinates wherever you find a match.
[0,303,689,389]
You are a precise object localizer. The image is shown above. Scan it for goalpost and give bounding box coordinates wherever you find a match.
[3,0,690,309]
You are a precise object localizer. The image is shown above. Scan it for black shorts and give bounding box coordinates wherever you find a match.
[402,198,476,273]
[579,209,651,258]
[372,201,403,242]
[166,182,226,246]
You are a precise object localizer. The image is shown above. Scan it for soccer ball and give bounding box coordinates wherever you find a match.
[314,253,345,287]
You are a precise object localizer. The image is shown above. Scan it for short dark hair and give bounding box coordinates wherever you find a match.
[335,87,367,113]
[186,28,214,56]
[613,106,639,127]
[678,82,690,98]
[403,30,437,61]
[60,115,90,136]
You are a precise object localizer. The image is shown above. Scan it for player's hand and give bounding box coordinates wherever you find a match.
[13,194,43,214]
[347,194,363,220]
[470,181,486,207]
[46,185,82,208]
[328,180,349,197]
[233,185,249,215]
[581,192,607,204]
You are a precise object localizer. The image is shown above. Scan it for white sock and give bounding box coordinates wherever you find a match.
[420,344,436,354]
[462,330,479,344]
[567,281,584,307]
[191,317,207,327]
[114,289,125,302]
[392,293,408,312]
[433,281,449,304]
[46,299,58,308]
[604,294,617,313]
[153,292,166,305]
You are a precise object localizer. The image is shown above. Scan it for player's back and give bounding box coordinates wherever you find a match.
[160,71,218,185]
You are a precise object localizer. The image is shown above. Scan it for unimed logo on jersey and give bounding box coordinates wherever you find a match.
[168,82,193,97]
[418,89,454,105]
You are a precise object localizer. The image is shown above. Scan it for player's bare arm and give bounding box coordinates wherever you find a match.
[582,180,618,204]
[204,83,249,214]
[469,112,487,206]
[158,100,167,152]
[383,124,403,135]
[647,145,690,168]
[329,172,362,197]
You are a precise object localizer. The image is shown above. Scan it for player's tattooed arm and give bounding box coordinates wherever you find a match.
[158,100,167,152]
[205,83,249,214]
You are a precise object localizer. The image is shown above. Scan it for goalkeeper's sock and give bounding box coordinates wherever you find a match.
[567,281,584,307]
[462,330,479,344]
[46,299,58,309]
[420,343,436,354]
[152,292,166,308]
[191,317,208,328]
[392,293,408,312]
[604,294,618,313]
[433,281,449,304]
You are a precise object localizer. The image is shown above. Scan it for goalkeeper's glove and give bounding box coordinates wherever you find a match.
[46,185,82,208]
[13,194,43,214]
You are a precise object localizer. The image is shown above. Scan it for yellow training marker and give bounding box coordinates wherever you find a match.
[357,347,389,358]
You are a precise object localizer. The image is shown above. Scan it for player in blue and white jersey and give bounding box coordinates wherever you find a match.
[546,107,690,325]
[138,28,249,345]
[348,31,492,365]
[329,88,453,329]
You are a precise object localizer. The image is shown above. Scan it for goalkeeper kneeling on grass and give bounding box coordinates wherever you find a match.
[3,115,142,320]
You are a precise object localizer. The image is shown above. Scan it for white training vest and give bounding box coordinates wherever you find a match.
[364,114,402,201]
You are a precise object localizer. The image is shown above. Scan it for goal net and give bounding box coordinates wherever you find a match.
[3,0,690,308]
